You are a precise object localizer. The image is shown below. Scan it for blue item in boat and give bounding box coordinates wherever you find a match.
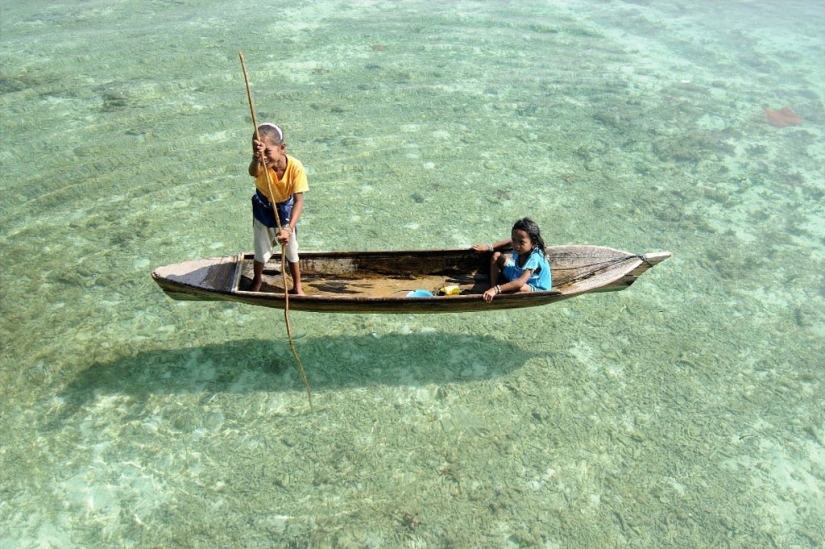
[406,290,433,298]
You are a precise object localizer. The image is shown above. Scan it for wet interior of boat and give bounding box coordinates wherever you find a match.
[238,258,490,297]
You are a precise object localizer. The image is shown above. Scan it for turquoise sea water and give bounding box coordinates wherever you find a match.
[1,0,823,547]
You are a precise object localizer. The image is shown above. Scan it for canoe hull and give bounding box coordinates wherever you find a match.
[151,246,671,314]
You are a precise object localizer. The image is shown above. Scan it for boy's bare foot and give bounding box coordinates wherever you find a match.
[250,279,262,292]
[289,287,305,295]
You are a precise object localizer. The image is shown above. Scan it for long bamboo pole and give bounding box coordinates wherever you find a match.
[239,51,312,410]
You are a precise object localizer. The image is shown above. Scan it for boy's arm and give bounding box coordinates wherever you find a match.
[248,157,261,177]
[286,193,304,232]
[249,139,267,176]
[276,192,303,244]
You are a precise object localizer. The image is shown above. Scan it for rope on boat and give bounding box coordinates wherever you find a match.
[240,52,313,411]
[550,253,644,287]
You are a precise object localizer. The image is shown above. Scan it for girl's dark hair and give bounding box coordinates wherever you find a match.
[512,217,546,254]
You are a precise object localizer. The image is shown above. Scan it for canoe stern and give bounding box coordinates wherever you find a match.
[151,256,239,301]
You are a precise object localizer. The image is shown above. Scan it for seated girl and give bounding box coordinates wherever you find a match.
[473,218,551,302]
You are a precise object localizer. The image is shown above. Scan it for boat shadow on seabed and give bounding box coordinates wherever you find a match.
[44,333,536,428]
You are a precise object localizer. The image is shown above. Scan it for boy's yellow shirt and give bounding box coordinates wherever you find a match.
[254,154,308,203]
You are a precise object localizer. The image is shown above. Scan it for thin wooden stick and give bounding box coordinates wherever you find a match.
[239,51,313,410]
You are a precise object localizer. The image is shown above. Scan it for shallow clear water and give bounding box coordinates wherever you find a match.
[1,1,823,547]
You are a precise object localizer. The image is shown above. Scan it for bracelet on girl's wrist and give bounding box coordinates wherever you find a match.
[495,285,501,294]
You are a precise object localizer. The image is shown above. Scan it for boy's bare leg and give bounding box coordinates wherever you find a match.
[288,261,304,295]
[251,260,265,292]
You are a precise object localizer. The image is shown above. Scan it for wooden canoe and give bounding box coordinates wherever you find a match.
[151,245,671,314]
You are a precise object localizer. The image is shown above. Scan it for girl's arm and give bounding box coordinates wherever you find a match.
[472,238,511,253]
[482,269,533,302]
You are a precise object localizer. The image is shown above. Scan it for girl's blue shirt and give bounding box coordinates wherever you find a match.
[502,248,552,291]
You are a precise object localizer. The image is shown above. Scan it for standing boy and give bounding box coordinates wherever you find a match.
[249,123,308,294]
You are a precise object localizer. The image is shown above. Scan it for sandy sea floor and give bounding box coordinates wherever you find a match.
[1,1,824,547]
